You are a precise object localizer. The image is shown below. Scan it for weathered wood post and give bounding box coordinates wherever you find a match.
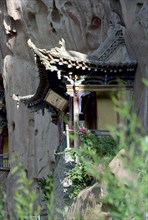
[73,85,80,163]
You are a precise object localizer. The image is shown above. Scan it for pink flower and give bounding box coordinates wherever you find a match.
[79,128,83,132]
[83,128,87,133]
[79,127,87,133]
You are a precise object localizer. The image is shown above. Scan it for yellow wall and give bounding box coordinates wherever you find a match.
[3,137,8,154]
[96,92,117,130]
[96,90,133,130]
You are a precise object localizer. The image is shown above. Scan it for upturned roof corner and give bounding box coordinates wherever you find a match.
[12,24,137,112]
[27,24,137,71]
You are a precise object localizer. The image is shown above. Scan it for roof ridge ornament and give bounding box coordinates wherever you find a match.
[59,38,66,50]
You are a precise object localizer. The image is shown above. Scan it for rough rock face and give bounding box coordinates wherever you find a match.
[109,149,135,185]
[0,0,148,218]
[66,183,112,220]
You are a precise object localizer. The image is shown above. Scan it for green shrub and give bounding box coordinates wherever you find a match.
[34,174,53,201]
[66,129,117,198]
[0,187,6,220]
[66,98,148,219]
[11,163,40,220]
[79,130,117,157]
[67,162,94,198]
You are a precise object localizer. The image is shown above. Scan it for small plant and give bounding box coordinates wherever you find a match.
[79,129,117,157]
[66,128,117,198]
[67,162,94,198]
[34,174,53,201]
[12,163,40,220]
[0,187,6,220]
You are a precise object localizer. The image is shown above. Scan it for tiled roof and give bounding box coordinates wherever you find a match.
[13,24,137,112]
[27,24,137,73]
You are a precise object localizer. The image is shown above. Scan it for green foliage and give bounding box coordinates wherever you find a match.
[11,163,40,220]
[101,100,148,219]
[0,187,6,220]
[0,94,147,219]
[142,78,148,86]
[34,175,57,220]
[66,96,148,219]
[67,131,117,198]
[67,162,94,198]
[35,174,53,201]
[0,164,55,219]
[79,131,117,157]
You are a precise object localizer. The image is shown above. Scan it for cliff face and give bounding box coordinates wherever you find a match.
[0,0,148,217]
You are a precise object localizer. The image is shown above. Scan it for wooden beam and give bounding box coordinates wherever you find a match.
[66,84,133,92]
[73,92,79,148]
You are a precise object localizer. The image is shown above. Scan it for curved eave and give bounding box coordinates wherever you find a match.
[28,38,137,75]
[22,55,50,109]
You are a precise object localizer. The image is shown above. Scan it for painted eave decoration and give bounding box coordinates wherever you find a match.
[13,24,137,112]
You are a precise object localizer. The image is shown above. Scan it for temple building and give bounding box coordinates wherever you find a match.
[11,22,138,218]
[13,24,137,145]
